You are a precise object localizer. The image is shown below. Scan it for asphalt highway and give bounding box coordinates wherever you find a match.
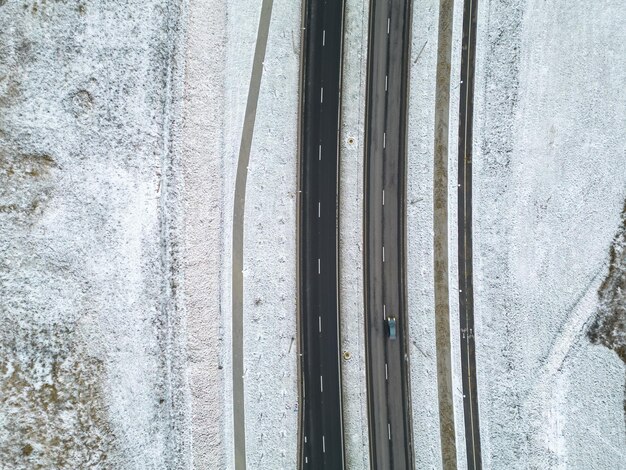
[457,0,482,468]
[364,1,413,468]
[298,0,346,468]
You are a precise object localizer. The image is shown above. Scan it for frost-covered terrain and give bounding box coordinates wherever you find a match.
[471,1,626,468]
[1,0,625,468]
[0,1,189,467]
[338,0,371,468]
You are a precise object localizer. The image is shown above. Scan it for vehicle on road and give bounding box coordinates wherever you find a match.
[386,317,397,340]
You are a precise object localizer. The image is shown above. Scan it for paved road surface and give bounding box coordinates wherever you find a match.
[364,1,413,468]
[298,0,346,467]
[457,0,482,468]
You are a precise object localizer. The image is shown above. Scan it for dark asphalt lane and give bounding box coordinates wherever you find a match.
[299,0,346,468]
[457,0,482,468]
[364,1,413,469]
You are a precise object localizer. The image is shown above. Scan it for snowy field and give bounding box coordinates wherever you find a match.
[406,0,626,468]
[0,1,190,467]
[471,0,626,468]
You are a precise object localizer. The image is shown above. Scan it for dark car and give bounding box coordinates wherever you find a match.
[386,317,397,340]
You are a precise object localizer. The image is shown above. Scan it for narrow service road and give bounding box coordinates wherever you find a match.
[457,0,482,468]
[232,1,274,468]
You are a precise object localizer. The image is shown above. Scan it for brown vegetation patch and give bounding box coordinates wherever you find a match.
[0,150,58,217]
[0,323,116,467]
[587,199,626,419]
[588,200,626,363]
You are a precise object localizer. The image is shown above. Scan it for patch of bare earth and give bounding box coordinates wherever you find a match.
[588,200,626,416]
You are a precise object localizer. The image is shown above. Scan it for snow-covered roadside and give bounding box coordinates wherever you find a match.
[220,0,261,468]
[405,0,448,467]
[224,0,301,467]
[220,1,264,467]
[472,0,626,468]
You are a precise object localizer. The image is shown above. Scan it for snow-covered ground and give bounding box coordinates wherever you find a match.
[0,1,190,467]
[406,0,448,467]
[406,0,626,468]
[472,0,626,468]
[179,0,227,467]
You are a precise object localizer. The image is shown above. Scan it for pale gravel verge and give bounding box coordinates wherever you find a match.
[338,0,370,467]
[447,0,467,466]
[180,0,227,468]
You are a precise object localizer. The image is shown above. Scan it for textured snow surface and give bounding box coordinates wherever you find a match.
[406,0,447,468]
[472,0,626,468]
[179,0,227,468]
[222,0,301,467]
[0,0,190,467]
